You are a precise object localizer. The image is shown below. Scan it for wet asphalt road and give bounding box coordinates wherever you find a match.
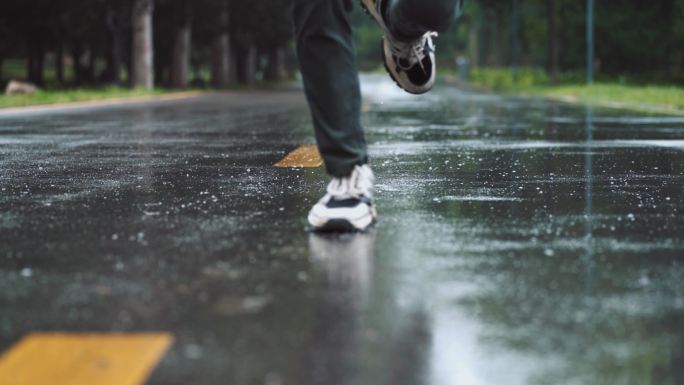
[1,75,683,385]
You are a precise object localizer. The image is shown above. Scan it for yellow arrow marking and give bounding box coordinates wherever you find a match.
[0,333,173,385]
[274,144,323,168]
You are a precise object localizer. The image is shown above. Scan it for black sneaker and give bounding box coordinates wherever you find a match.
[308,165,377,232]
[361,0,438,94]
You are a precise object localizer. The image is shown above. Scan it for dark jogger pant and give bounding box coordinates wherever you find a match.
[293,0,463,177]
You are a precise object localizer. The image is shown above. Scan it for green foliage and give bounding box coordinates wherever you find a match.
[2,58,79,88]
[470,67,549,91]
[351,11,384,71]
[546,83,684,111]
[2,0,684,89]
[1,60,25,81]
[460,0,684,84]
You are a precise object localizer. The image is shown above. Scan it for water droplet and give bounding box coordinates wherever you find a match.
[184,344,203,360]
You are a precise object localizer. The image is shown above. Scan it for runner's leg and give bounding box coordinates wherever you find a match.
[292,0,367,178]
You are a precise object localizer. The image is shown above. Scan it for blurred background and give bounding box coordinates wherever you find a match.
[0,0,683,102]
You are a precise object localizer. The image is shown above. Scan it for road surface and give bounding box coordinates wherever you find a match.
[1,75,682,385]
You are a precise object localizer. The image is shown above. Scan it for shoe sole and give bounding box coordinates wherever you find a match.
[360,0,434,95]
[380,39,434,95]
[360,0,404,91]
[308,207,377,233]
[312,219,374,233]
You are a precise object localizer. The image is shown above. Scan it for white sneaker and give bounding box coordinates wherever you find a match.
[308,164,377,232]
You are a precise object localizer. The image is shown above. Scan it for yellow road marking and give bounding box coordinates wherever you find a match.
[274,144,323,168]
[0,333,173,385]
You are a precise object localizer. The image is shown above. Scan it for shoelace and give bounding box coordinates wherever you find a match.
[326,166,374,200]
[387,31,438,73]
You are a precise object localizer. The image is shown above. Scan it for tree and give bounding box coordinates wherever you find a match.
[256,0,292,82]
[12,0,59,86]
[547,0,560,83]
[169,0,192,88]
[228,0,292,84]
[472,0,508,67]
[210,0,231,88]
[132,0,155,88]
[673,0,684,81]
[103,1,131,85]
[0,1,13,84]
[59,0,110,85]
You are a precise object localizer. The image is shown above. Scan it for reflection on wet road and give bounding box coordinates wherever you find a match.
[1,75,682,385]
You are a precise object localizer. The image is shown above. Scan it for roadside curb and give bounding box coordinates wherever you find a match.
[448,78,684,117]
[0,91,207,116]
[544,94,684,116]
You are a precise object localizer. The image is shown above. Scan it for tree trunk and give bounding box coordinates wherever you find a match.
[27,42,45,86]
[170,1,192,88]
[72,45,84,86]
[265,46,286,82]
[229,39,239,84]
[211,34,230,88]
[547,0,560,83]
[492,8,504,67]
[88,47,98,83]
[56,43,64,84]
[110,34,124,84]
[131,0,154,89]
[170,25,191,88]
[125,51,132,85]
[468,21,479,68]
[240,45,257,85]
[27,51,33,83]
[105,5,124,84]
[210,4,230,88]
[477,7,489,68]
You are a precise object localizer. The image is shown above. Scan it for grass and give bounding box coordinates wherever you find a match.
[0,87,175,109]
[542,84,684,111]
[465,67,684,114]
